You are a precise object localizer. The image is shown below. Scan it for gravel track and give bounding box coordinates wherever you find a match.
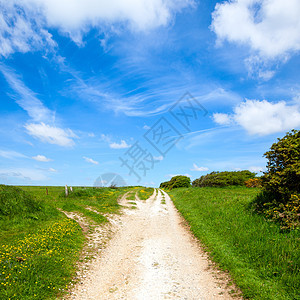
[68,189,238,300]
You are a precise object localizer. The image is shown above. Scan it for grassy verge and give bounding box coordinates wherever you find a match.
[0,185,130,299]
[168,187,300,300]
[137,187,154,200]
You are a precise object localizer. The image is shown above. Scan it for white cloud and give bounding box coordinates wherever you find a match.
[212,113,232,125]
[48,167,57,172]
[211,0,300,59]
[143,125,151,130]
[32,154,52,162]
[30,0,193,40]
[100,134,131,149]
[25,122,76,147]
[109,140,131,149]
[213,99,300,135]
[0,0,193,54]
[191,163,209,172]
[0,150,27,159]
[83,156,99,165]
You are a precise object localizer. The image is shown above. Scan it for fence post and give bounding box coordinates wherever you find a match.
[65,185,68,197]
[46,187,48,195]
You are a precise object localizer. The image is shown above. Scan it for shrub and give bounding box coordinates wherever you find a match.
[159,175,191,190]
[252,130,300,230]
[245,178,262,188]
[192,170,256,187]
[262,129,300,201]
[159,181,171,189]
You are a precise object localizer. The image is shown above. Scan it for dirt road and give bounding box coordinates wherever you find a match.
[69,189,236,299]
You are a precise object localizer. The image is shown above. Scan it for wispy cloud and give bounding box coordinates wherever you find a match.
[0,64,54,122]
[67,70,240,117]
[32,154,52,162]
[0,64,77,147]
[0,168,47,181]
[83,156,99,165]
[0,150,27,159]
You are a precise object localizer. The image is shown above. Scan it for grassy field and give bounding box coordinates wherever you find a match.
[137,187,154,200]
[0,185,130,299]
[168,187,300,300]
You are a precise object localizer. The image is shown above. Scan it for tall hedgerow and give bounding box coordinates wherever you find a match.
[192,170,256,187]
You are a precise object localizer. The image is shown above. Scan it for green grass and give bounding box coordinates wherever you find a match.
[161,193,166,204]
[126,191,136,201]
[168,187,300,300]
[22,186,130,223]
[137,187,154,200]
[0,185,130,299]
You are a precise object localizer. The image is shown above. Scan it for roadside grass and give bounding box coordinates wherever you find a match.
[137,187,154,200]
[0,185,131,299]
[168,187,300,300]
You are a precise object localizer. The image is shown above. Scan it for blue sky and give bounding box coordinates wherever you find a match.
[0,0,300,187]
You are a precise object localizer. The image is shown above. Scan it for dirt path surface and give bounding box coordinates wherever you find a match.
[69,189,237,300]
